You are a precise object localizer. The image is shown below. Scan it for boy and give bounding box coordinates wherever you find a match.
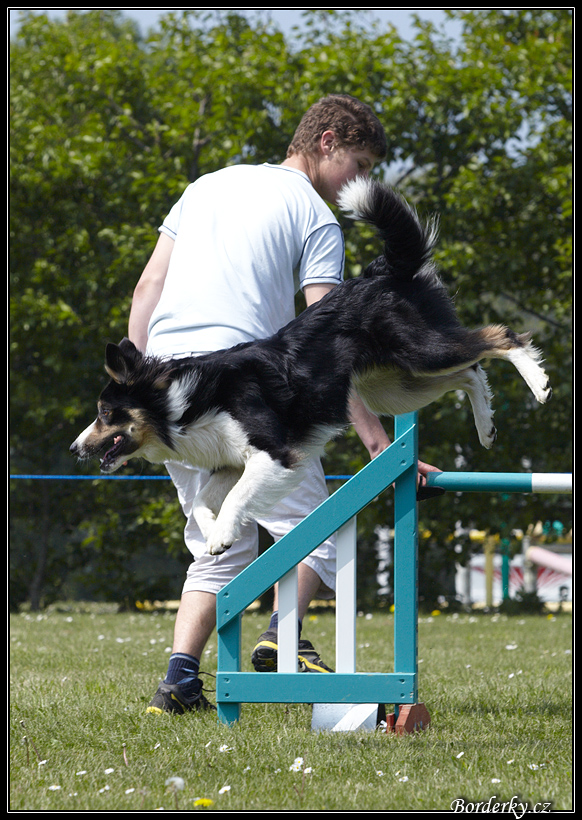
[128,95,437,714]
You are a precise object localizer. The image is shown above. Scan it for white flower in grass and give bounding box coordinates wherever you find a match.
[104,767,115,774]
[125,788,135,794]
[48,785,61,791]
[491,778,501,783]
[165,777,185,791]
[218,744,232,752]
[289,757,304,772]
[218,785,231,794]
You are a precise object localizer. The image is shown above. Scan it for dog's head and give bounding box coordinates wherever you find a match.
[70,338,174,473]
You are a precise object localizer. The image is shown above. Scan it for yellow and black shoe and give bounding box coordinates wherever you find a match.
[146,682,216,715]
[298,639,334,673]
[251,629,333,673]
[251,628,279,672]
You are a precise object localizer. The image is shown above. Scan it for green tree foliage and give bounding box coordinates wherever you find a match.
[10,9,571,609]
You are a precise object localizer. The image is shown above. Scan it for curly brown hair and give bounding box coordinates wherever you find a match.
[286,94,387,160]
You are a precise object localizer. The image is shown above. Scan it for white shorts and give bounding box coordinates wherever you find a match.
[166,458,336,599]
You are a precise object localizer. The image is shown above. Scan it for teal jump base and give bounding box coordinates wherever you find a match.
[216,672,416,705]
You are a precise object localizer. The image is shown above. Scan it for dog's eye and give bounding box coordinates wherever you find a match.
[99,407,111,419]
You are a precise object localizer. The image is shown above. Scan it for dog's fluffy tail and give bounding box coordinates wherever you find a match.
[337,177,438,280]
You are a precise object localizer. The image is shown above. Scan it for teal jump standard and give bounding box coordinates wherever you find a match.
[216,412,420,725]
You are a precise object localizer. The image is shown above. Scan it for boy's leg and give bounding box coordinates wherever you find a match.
[148,461,259,714]
[172,590,217,657]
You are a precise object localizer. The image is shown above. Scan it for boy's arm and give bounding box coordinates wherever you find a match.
[128,232,175,352]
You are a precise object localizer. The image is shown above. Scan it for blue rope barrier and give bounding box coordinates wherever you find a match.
[10,474,353,481]
[10,474,171,480]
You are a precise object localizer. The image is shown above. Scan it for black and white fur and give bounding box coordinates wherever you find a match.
[70,178,551,555]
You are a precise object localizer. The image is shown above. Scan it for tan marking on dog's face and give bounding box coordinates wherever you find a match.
[71,406,162,472]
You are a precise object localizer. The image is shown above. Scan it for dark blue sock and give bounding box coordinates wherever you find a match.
[164,653,201,697]
[269,612,302,638]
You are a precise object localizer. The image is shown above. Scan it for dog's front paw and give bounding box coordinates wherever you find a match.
[206,539,233,556]
[205,519,238,556]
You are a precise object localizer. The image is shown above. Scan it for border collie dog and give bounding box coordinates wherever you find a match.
[71,178,551,555]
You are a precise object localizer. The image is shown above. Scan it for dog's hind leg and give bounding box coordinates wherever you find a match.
[192,467,243,541]
[457,364,497,449]
[205,451,301,556]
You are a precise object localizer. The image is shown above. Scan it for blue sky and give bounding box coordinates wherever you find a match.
[9,8,462,42]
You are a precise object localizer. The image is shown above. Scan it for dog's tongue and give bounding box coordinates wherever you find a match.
[100,436,123,470]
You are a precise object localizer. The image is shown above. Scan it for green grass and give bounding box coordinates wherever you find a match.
[10,606,572,811]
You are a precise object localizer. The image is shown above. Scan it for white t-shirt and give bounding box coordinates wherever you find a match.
[146,163,344,357]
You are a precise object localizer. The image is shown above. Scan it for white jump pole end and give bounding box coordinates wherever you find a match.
[311,702,381,733]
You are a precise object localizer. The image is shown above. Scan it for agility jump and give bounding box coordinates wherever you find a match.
[215,412,572,731]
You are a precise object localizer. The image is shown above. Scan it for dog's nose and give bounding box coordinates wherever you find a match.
[69,440,78,455]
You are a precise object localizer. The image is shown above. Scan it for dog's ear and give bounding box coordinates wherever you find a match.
[105,338,142,384]
[118,337,141,358]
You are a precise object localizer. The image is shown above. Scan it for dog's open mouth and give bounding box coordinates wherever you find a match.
[100,435,126,472]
